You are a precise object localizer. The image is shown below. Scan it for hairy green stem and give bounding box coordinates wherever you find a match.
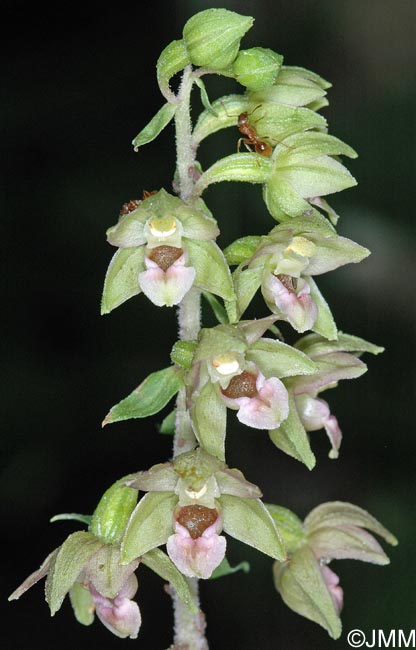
[174,65,197,202]
[169,67,208,650]
[169,578,208,650]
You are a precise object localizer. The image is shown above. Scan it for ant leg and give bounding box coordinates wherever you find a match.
[237,137,254,153]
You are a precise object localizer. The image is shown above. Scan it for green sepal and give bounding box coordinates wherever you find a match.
[102,366,184,425]
[266,504,306,552]
[45,531,103,616]
[246,338,316,378]
[225,298,239,324]
[233,47,283,91]
[273,544,342,639]
[121,492,177,564]
[233,265,263,318]
[304,502,398,547]
[141,548,198,613]
[89,478,138,545]
[224,235,263,265]
[307,526,390,565]
[273,130,357,160]
[269,134,357,200]
[306,277,338,340]
[269,394,316,470]
[191,381,227,461]
[263,131,357,222]
[249,65,330,108]
[85,546,138,599]
[132,103,176,151]
[211,557,250,579]
[158,410,176,434]
[193,325,247,362]
[220,495,286,561]
[215,468,261,499]
[263,176,323,222]
[157,39,190,101]
[202,292,229,324]
[194,77,218,116]
[69,582,95,626]
[186,239,235,301]
[8,549,59,602]
[295,331,384,357]
[171,340,197,369]
[101,247,145,314]
[248,103,327,144]
[50,513,92,526]
[182,9,253,70]
[192,94,249,145]
[196,153,272,193]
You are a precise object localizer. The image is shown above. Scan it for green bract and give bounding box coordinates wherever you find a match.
[132,103,176,150]
[102,365,184,426]
[183,9,253,70]
[157,39,190,101]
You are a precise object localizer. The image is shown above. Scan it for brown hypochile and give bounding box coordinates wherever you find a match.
[221,371,258,399]
[276,274,298,293]
[148,246,183,271]
[177,505,218,540]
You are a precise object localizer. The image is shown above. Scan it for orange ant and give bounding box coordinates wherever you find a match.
[237,110,273,157]
[119,191,157,216]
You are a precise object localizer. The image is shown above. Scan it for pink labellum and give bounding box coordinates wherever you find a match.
[89,574,141,639]
[167,520,226,579]
[296,395,342,458]
[222,371,289,430]
[139,254,196,307]
[263,273,318,332]
[321,565,343,615]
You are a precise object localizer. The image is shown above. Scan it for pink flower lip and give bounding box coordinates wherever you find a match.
[167,517,226,579]
[139,253,196,306]
[221,370,289,430]
[262,273,318,332]
[321,564,343,614]
[88,574,141,639]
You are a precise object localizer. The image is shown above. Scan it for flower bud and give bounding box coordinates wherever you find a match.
[183,9,253,70]
[233,47,283,91]
[90,479,138,545]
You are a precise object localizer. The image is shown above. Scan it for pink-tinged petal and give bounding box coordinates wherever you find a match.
[320,565,343,614]
[236,376,289,430]
[8,549,58,601]
[167,521,226,579]
[139,255,196,307]
[324,415,342,459]
[296,395,342,458]
[89,575,141,639]
[262,274,318,332]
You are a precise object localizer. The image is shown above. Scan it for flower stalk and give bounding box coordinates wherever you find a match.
[172,66,206,649]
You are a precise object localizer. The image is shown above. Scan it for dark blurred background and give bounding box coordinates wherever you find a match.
[2,1,415,648]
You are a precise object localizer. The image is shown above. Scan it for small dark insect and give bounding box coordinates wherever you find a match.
[119,199,140,216]
[237,111,273,157]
